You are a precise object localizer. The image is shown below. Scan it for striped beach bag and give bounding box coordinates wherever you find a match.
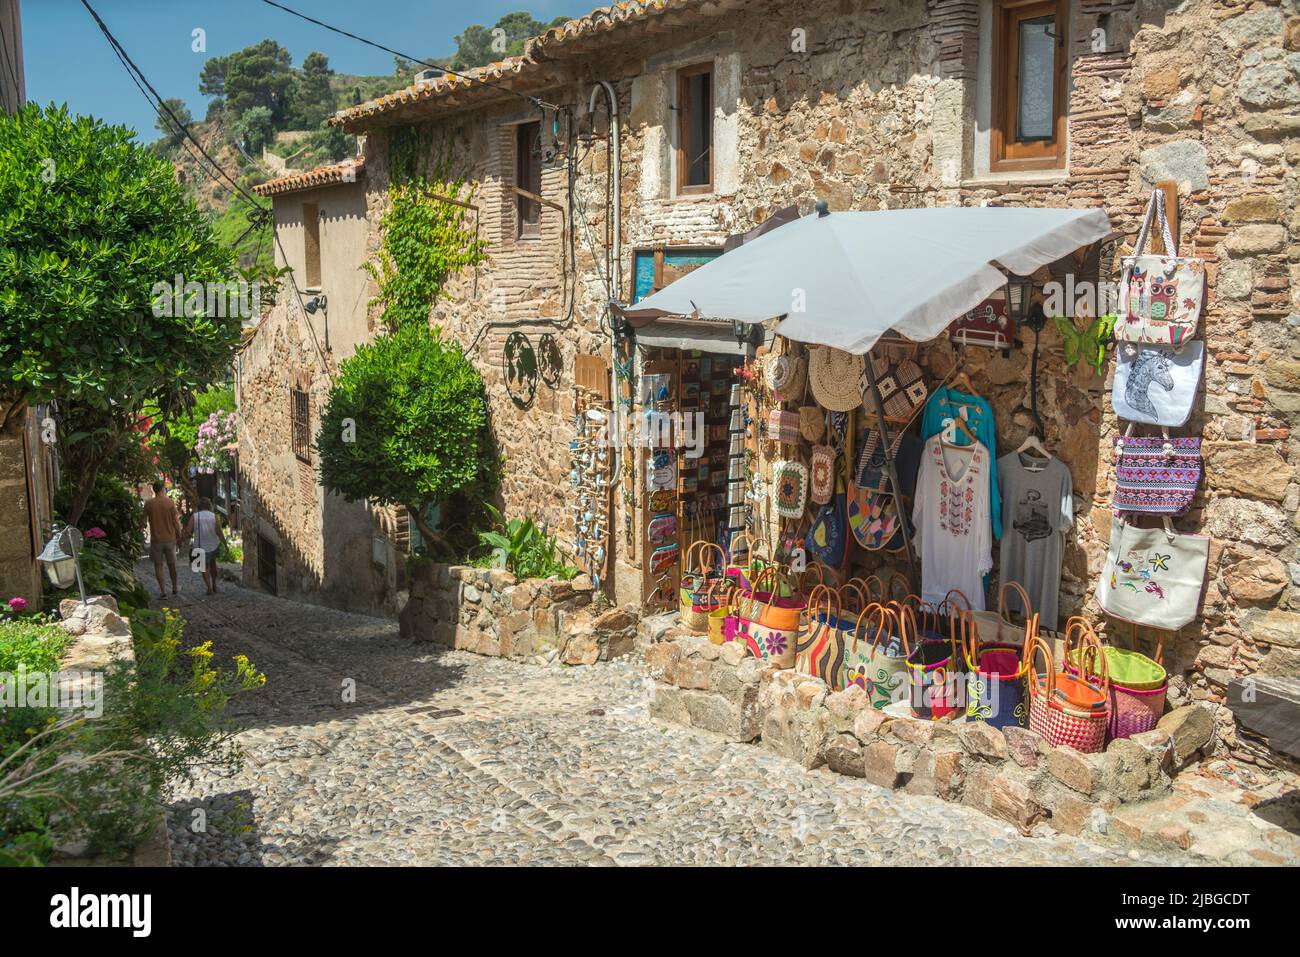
[1027,631,1111,753]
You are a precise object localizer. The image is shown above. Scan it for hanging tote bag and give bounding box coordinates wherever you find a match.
[810,444,836,505]
[868,349,930,419]
[1117,188,1205,346]
[1095,514,1209,630]
[1026,633,1110,754]
[1062,619,1168,741]
[963,604,1033,729]
[1112,340,1204,427]
[704,579,738,645]
[1112,426,1202,515]
[970,581,1036,649]
[807,471,848,568]
[771,460,809,519]
[768,410,801,446]
[842,603,913,710]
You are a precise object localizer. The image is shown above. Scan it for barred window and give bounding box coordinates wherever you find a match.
[291,387,311,462]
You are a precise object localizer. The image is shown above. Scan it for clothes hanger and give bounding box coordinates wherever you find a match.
[949,369,978,397]
[941,415,977,448]
[1015,433,1051,471]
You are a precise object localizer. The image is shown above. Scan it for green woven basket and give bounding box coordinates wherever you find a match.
[1065,645,1166,691]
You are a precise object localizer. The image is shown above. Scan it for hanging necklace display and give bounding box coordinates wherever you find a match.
[570,384,611,590]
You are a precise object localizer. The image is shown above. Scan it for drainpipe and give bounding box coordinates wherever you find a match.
[589,81,621,453]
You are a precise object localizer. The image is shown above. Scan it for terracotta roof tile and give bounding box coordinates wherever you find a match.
[252,158,365,196]
[331,0,731,130]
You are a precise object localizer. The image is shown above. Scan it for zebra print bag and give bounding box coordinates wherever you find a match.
[1111,341,1203,427]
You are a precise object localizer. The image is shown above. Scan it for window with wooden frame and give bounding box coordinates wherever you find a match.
[991,0,1068,171]
[676,63,713,194]
[302,202,322,288]
[515,120,541,238]
[291,385,311,462]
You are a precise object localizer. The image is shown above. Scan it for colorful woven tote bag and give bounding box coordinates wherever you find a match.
[1027,633,1110,753]
[842,603,912,710]
[1112,428,1201,516]
[963,604,1033,729]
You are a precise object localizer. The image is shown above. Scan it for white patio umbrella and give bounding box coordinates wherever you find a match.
[619,206,1112,354]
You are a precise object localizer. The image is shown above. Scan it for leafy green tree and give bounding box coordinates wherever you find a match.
[451,12,568,70]
[0,104,240,524]
[291,51,336,128]
[200,40,295,123]
[153,97,192,145]
[231,104,274,154]
[316,324,496,552]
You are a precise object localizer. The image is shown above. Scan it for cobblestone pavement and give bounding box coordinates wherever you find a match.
[147,563,1199,866]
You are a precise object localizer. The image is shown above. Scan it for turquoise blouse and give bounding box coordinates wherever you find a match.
[920,387,1002,540]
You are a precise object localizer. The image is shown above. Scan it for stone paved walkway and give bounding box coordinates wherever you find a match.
[144,562,1206,866]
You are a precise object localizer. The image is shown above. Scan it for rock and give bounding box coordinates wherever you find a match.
[890,715,935,746]
[719,641,746,666]
[1048,747,1099,795]
[1206,498,1290,549]
[861,741,902,789]
[823,733,865,777]
[1222,193,1280,223]
[1222,7,1283,46]
[932,749,965,800]
[1004,726,1044,768]
[1265,359,1300,392]
[1047,790,1093,836]
[1224,225,1287,256]
[990,775,1048,835]
[852,707,888,742]
[1099,739,1168,801]
[1223,555,1289,602]
[1139,140,1208,191]
[1239,62,1300,109]
[1156,705,1215,766]
[826,683,869,719]
[957,721,1008,761]
[644,641,681,678]
[670,658,711,691]
[1246,609,1300,648]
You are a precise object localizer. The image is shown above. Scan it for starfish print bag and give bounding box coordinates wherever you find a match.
[1095,514,1209,630]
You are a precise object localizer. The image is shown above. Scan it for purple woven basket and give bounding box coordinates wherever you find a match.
[1108,682,1167,740]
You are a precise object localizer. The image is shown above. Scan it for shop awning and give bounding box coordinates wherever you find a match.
[616,206,1112,355]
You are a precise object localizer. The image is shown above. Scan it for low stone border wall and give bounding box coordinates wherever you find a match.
[51,596,171,867]
[400,563,638,666]
[648,635,1216,840]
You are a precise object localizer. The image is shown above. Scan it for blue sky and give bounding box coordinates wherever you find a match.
[22,0,577,140]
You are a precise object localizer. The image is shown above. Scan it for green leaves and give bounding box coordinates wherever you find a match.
[316,323,495,525]
[0,103,239,413]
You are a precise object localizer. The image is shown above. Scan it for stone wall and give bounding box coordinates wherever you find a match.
[237,178,407,617]
[317,0,1298,757]
[399,563,639,665]
[0,431,38,606]
[647,633,1220,842]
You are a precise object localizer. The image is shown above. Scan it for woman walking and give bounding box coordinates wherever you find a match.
[182,497,226,595]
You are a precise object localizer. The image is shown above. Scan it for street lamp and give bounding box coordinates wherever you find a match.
[1005,273,1036,323]
[37,526,87,607]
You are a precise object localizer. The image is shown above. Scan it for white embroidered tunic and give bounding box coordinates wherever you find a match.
[912,436,993,610]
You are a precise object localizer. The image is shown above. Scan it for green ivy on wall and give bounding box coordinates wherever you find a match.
[367,124,486,331]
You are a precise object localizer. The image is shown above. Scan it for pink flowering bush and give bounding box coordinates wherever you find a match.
[84,527,107,540]
[6,596,28,615]
[194,410,238,475]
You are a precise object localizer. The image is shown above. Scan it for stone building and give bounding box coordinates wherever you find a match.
[0,0,56,609]
[239,159,410,612]
[242,0,1298,763]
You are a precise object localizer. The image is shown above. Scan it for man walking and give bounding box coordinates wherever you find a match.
[143,480,182,597]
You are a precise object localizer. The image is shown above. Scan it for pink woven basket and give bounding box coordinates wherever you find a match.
[1108,682,1167,740]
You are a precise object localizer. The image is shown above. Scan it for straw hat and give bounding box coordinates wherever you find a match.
[808,346,865,411]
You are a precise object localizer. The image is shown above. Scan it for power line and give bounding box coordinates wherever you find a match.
[260,0,559,113]
[78,0,268,212]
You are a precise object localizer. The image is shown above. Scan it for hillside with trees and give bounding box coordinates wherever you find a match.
[157,11,568,270]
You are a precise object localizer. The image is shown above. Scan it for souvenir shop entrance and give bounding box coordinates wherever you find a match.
[631,327,749,614]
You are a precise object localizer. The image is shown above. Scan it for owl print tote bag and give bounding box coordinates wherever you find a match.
[1116,188,1205,346]
[1111,340,1203,427]
[1095,515,1209,630]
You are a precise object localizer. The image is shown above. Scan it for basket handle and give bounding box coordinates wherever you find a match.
[878,599,915,658]
[887,571,913,604]
[850,602,886,655]
[806,583,840,644]
[853,575,885,604]
[839,581,868,616]
[1026,636,1055,702]
[998,580,1034,625]
[1079,629,1111,695]
[1062,615,1093,666]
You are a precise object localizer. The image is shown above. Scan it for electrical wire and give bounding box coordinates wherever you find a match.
[78,0,269,213]
[260,0,561,112]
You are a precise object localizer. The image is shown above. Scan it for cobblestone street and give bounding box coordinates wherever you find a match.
[148,564,1205,866]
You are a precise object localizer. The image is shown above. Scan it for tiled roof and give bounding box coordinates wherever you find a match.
[331,0,738,130]
[252,158,365,196]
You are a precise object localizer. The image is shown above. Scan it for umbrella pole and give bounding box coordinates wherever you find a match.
[862,357,920,589]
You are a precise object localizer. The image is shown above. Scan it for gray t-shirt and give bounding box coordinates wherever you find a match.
[997,451,1073,629]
